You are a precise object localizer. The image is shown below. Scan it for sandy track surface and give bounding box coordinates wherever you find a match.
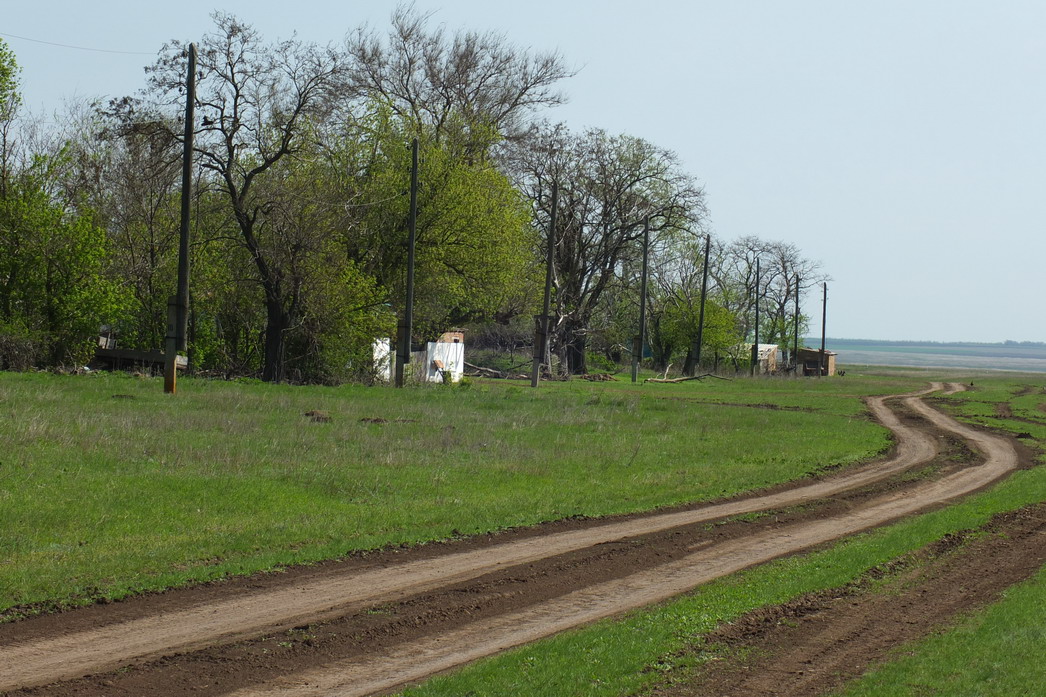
[0,383,1019,695]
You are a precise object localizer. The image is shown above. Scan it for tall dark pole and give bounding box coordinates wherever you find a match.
[395,138,419,387]
[531,182,558,388]
[165,42,195,394]
[631,217,650,383]
[819,282,828,377]
[751,259,760,377]
[793,273,800,372]
[691,233,711,375]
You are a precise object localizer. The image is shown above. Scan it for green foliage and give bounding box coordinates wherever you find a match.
[660,295,741,367]
[0,38,20,120]
[342,109,537,339]
[0,152,130,366]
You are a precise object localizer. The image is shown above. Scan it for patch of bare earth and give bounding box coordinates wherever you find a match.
[653,504,1046,697]
[0,384,1032,696]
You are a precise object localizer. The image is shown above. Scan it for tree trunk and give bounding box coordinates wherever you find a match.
[560,319,588,374]
[262,297,289,383]
[682,347,697,375]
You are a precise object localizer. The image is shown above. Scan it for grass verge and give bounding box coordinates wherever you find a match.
[834,564,1046,696]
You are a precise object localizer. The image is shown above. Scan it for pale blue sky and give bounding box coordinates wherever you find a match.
[3,0,1043,343]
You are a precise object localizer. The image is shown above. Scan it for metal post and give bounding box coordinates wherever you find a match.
[793,273,800,373]
[751,259,760,377]
[166,43,195,394]
[691,233,711,375]
[531,182,558,387]
[395,138,419,387]
[820,282,828,377]
[632,217,650,383]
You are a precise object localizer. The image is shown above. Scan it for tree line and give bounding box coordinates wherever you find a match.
[0,9,825,383]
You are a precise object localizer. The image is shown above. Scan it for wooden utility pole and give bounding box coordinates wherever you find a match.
[750,259,760,377]
[793,273,801,372]
[819,282,828,377]
[632,217,651,383]
[531,182,558,388]
[395,138,419,388]
[165,42,195,394]
[688,233,711,376]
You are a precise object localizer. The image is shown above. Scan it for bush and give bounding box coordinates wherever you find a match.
[0,321,44,371]
[586,351,621,374]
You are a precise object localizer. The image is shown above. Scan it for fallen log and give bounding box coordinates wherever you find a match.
[464,362,506,378]
[644,372,732,384]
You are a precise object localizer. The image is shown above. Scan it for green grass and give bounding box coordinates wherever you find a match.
[0,369,919,616]
[835,565,1046,696]
[389,373,1046,697]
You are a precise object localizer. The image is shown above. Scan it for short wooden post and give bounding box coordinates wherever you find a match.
[164,297,178,394]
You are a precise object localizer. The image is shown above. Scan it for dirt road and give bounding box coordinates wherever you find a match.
[0,383,1022,696]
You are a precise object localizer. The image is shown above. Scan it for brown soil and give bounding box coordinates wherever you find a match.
[654,504,1046,697]
[0,383,1032,697]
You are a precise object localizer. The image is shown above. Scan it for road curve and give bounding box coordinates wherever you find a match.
[226,383,1018,696]
[0,383,1016,694]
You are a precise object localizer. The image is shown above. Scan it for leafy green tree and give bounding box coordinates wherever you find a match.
[0,38,20,175]
[144,13,346,382]
[336,110,537,342]
[0,151,128,366]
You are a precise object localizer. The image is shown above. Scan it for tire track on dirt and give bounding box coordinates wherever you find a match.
[0,383,999,693]
[224,383,1019,696]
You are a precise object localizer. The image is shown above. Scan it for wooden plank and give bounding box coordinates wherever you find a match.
[96,348,187,369]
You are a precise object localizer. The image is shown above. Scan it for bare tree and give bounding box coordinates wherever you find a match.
[510,124,707,374]
[344,5,573,150]
[760,241,826,362]
[711,236,825,369]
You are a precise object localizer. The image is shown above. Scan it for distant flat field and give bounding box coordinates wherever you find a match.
[821,339,1046,373]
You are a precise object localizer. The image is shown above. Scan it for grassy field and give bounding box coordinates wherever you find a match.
[0,368,921,616]
[388,372,1046,697]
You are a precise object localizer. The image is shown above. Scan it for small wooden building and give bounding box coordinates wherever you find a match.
[796,347,837,376]
[756,344,779,374]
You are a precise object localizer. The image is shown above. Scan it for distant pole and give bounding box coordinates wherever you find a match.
[793,273,800,373]
[632,217,650,383]
[165,42,195,395]
[531,182,558,388]
[751,259,760,377]
[395,137,419,388]
[819,281,828,377]
[691,233,711,375]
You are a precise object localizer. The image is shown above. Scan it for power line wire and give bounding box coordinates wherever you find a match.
[0,31,155,56]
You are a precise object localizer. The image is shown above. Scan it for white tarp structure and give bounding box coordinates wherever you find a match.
[424,341,464,383]
[377,335,464,383]
[373,338,392,381]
